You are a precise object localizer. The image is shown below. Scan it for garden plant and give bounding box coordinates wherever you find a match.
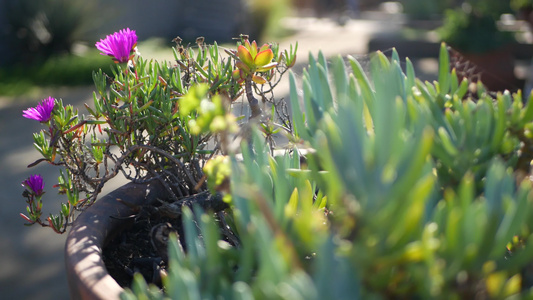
[20,28,296,233]
[18,26,533,299]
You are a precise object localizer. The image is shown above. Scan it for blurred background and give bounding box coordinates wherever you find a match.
[1,0,533,299]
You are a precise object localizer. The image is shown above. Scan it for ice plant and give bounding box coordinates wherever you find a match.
[22,174,45,196]
[19,28,297,235]
[20,174,45,225]
[95,28,138,63]
[22,96,55,122]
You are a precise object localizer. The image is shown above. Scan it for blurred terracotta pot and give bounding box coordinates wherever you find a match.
[454,47,519,92]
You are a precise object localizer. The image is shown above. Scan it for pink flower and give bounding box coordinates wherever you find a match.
[23,97,55,122]
[95,28,138,63]
[22,174,45,196]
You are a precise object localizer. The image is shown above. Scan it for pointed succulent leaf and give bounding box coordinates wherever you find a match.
[250,40,258,58]
[254,49,274,67]
[252,75,267,84]
[244,39,252,51]
[259,43,270,53]
[256,62,278,72]
[438,42,450,95]
[20,213,32,223]
[236,61,251,75]
[237,45,254,67]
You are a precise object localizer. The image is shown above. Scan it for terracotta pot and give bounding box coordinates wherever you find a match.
[65,181,167,300]
[517,7,533,29]
[456,47,519,92]
[63,151,301,299]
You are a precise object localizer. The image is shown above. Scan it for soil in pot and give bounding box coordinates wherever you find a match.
[102,192,234,289]
[102,209,178,288]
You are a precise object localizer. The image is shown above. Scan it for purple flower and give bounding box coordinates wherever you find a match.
[23,96,55,122]
[22,174,45,196]
[95,28,138,63]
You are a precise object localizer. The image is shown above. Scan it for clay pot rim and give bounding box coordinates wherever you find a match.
[64,181,166,300]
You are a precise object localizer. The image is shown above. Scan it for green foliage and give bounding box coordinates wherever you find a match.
[438,7,514,54]
[401,0,453,20]
[4,0,99,63]
[179,84,236,135]
[0,51,113,96]
[203,155,231,195]
[512,0,533,10]
[466,0,512,17]
[123,43,533,299]
[246,0,293,41]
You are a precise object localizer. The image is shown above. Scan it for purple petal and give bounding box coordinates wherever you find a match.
[95,28,138,63]
[23,97,55,122]
[22,174,45,196]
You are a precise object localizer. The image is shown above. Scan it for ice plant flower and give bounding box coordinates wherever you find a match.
[22,174,45,196]
[22,96,55,122]
[95,28,138,63]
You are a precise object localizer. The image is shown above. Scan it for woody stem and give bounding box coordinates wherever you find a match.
[245,77,262,119]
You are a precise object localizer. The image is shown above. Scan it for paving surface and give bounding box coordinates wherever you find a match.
[0,16,437,299]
